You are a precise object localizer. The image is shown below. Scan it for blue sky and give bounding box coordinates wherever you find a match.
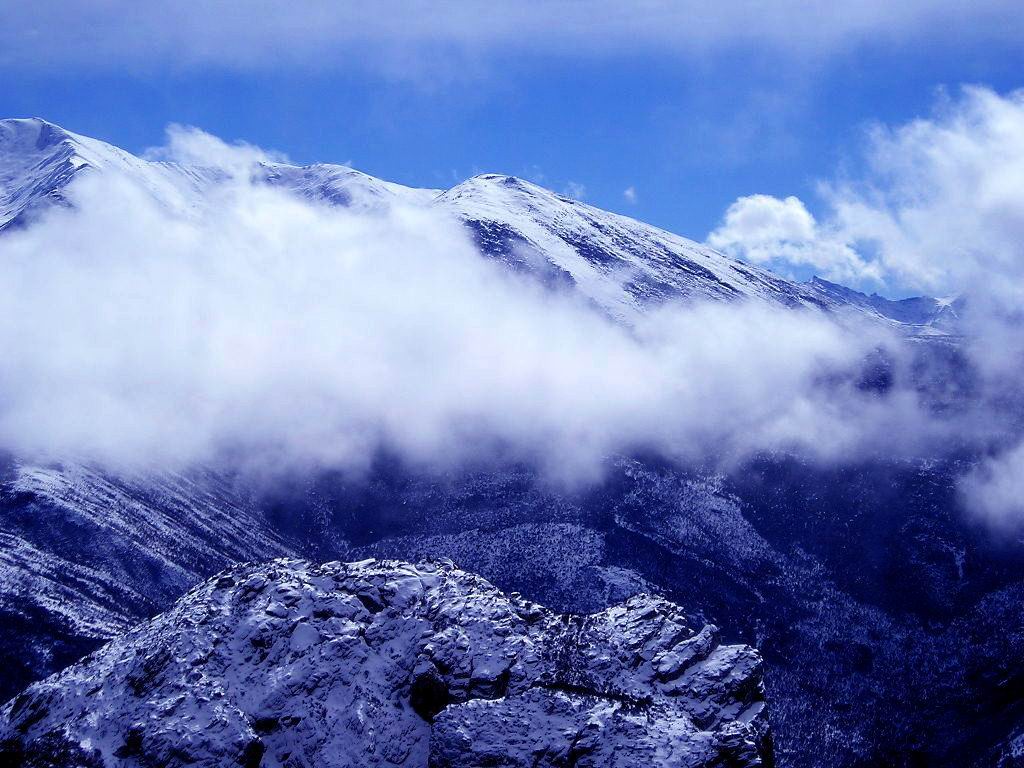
[3,2,1024,295]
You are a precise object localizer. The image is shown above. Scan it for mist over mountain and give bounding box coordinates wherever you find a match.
[3,112,1024,767]
[0,117,984,479]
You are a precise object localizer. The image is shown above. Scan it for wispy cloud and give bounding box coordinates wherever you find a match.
[623,186,637,204]
[563,181,586,200]
[1,2,1020,76]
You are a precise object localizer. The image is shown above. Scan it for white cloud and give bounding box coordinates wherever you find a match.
[960,443,1024,529]
[623,186,637,204]
[0,2,1020,75]
[828,87,1024,301]
[706,194,878,285]
[713,194,816,247]
[6,117,1024,523]
[708,87,1024,298]
[146,124,288,173]
[0,126,934,483]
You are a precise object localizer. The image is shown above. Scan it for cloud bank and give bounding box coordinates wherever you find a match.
[2,110,1023,528]
[0,127,941,484]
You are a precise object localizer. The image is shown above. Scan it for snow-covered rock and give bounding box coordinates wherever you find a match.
[0,558,770,767]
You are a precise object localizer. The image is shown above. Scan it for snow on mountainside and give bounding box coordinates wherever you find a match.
[0,117,949,332]
[0,458,295,700]
[257,163,439,210]
[0,558,771,767]
[0,118,213,230]
[0,118,431,231]
[439,173,819,315]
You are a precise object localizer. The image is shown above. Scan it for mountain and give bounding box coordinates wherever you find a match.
[0,117,950,331]
[256,162,439,210]
[0,558,771,767]
[4,453,1014,766]
[806,276,960,335]
[0,118,1014,767]
[288,457,1024,767]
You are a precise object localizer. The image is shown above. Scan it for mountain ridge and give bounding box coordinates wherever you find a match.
[0,117,950,331]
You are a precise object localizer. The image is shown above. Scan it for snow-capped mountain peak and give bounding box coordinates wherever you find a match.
[439,171,833,318]
[0,118,99,230]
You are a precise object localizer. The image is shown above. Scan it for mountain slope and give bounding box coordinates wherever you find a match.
[439,173,825,318]
[0,118,215,231]
[258,162,439,209]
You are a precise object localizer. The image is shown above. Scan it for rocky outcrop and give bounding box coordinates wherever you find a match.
[0,558,770,767]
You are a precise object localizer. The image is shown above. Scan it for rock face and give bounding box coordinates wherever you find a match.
[0,558,770,768]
